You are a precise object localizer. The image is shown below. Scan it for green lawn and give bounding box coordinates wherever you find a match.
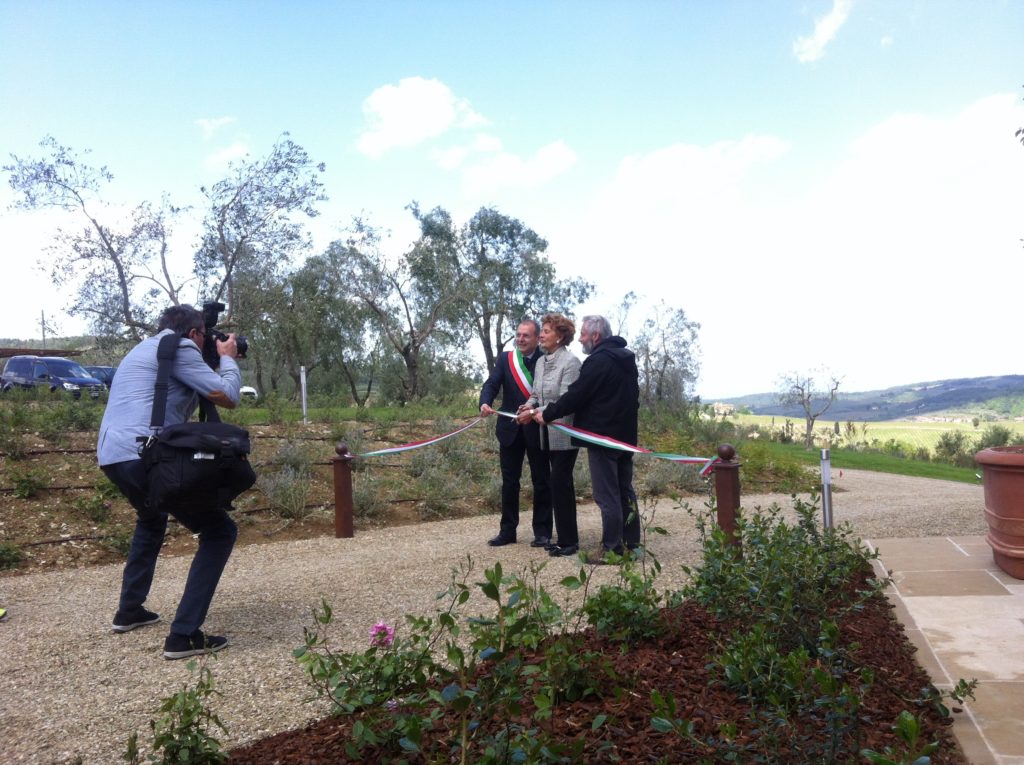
[748,440,981,485]
[733,413,1024,454]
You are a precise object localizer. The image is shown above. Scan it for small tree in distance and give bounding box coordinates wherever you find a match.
[777,368,842,448]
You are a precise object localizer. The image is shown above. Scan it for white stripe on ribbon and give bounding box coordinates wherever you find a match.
[356,417,484,457]
[500,410,716,475]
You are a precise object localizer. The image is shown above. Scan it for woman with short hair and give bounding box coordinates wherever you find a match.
[518,313,582,556]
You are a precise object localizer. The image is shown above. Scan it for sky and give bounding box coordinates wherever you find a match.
[1,0,1022,399]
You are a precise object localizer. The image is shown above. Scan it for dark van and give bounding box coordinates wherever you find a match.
[1,356,105,399]
[84,365,117,389]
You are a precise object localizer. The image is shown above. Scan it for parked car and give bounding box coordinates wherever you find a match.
[83,365,117,389]
[240,385,258,399]
[1,355,105,399]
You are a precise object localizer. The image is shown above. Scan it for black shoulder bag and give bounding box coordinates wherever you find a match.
[139,333,257,515]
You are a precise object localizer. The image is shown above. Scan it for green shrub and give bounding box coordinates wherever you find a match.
[582,561,665,645]
[637,458,705,497]
[934,430,973,466]
[104,530,134,557]
[262,391,289,425]
[8,464,52,498]
[733,440,816,493]
[73,492,112,523]
[258,441,315,520]
[0,402,31,459]
[0,541,23,569]
[125,658,228,765]
[976,424,1014,452]
[682,496,883,650]
[350,475,380,520]
[258,466,312,520]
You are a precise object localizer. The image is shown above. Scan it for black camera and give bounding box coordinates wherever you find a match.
[200,302,249,368]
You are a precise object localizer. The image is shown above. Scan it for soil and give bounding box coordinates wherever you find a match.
[228,573,966,764]
[0,423,494,575]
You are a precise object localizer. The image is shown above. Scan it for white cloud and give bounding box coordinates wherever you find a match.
[548,94,1024,398]
[793,0,854,63]
[357,77,488,158]
[194,116,237,139]
[204,141,250,171]
[880,34,894,48]
[431,133,504,171]
[460,139,578,193]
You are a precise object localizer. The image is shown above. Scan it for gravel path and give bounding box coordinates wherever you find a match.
[0,469,986,764]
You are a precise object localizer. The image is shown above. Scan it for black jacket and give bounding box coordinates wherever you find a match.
[479,348,542,449]
[541,336,639,447]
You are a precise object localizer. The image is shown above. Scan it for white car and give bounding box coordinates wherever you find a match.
[240,386,258,399]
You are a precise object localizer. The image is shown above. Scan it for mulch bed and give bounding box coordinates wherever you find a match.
[228,581,967,764]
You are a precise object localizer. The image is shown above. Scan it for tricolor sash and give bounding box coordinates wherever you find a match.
[509,349,533,398]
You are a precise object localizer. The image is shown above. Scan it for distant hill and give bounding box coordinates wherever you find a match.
[717,375,1024,422]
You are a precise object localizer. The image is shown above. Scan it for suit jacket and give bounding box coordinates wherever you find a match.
[525,346,581,451]
[479,347,542,449]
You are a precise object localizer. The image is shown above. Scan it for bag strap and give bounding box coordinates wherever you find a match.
[150,332,180,430]
[149,332,222,430]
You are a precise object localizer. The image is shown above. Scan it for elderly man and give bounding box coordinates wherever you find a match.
[479,319,553,547]
[533,315,640,563]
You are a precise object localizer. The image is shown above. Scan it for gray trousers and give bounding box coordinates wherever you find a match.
[587,447,640,552]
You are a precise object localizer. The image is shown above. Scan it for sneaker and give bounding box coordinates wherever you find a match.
[0,607,7,622]
[163,630,229,660]
[112,607,160,633]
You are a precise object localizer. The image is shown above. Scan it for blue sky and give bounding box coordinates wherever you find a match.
[1,1,1022,398]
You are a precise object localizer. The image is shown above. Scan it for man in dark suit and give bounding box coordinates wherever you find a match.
[479,319,553,547]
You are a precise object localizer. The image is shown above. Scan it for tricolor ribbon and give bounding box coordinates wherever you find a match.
[509,349,533,397]
[356,417,484,457]
[497,410,717,476]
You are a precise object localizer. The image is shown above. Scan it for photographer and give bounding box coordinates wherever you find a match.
[98,304,242,659]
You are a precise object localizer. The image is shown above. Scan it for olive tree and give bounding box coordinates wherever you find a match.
[777,368,842,448]
[330,214,466,403]
[633,301,701,408]
[4,136,187,340]
[452,206,592,371]
[194,133,326,332]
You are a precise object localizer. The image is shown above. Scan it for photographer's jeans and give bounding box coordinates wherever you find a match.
[102,459,238,637]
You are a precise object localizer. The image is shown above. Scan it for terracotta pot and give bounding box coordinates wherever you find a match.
[975,445,1024,579]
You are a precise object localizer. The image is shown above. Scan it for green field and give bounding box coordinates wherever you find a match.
[732,413,1024,453]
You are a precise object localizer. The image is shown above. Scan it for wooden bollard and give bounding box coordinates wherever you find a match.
[712,443,741,552]
[332,442,354,538]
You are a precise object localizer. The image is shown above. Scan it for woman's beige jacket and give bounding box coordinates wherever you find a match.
[526,345,582,451]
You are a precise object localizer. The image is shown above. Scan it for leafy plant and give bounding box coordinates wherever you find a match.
[975,423,1013,452]
[73,492,112,523]
[861,710,939,765]
[582,559,665,644]
[934,430,973,467]
[103,530,134,557]
[258,440,314,520]
[8,464,52,498]
[257,466,312,520]
[0,541,23,569]
[124,658,228,764]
